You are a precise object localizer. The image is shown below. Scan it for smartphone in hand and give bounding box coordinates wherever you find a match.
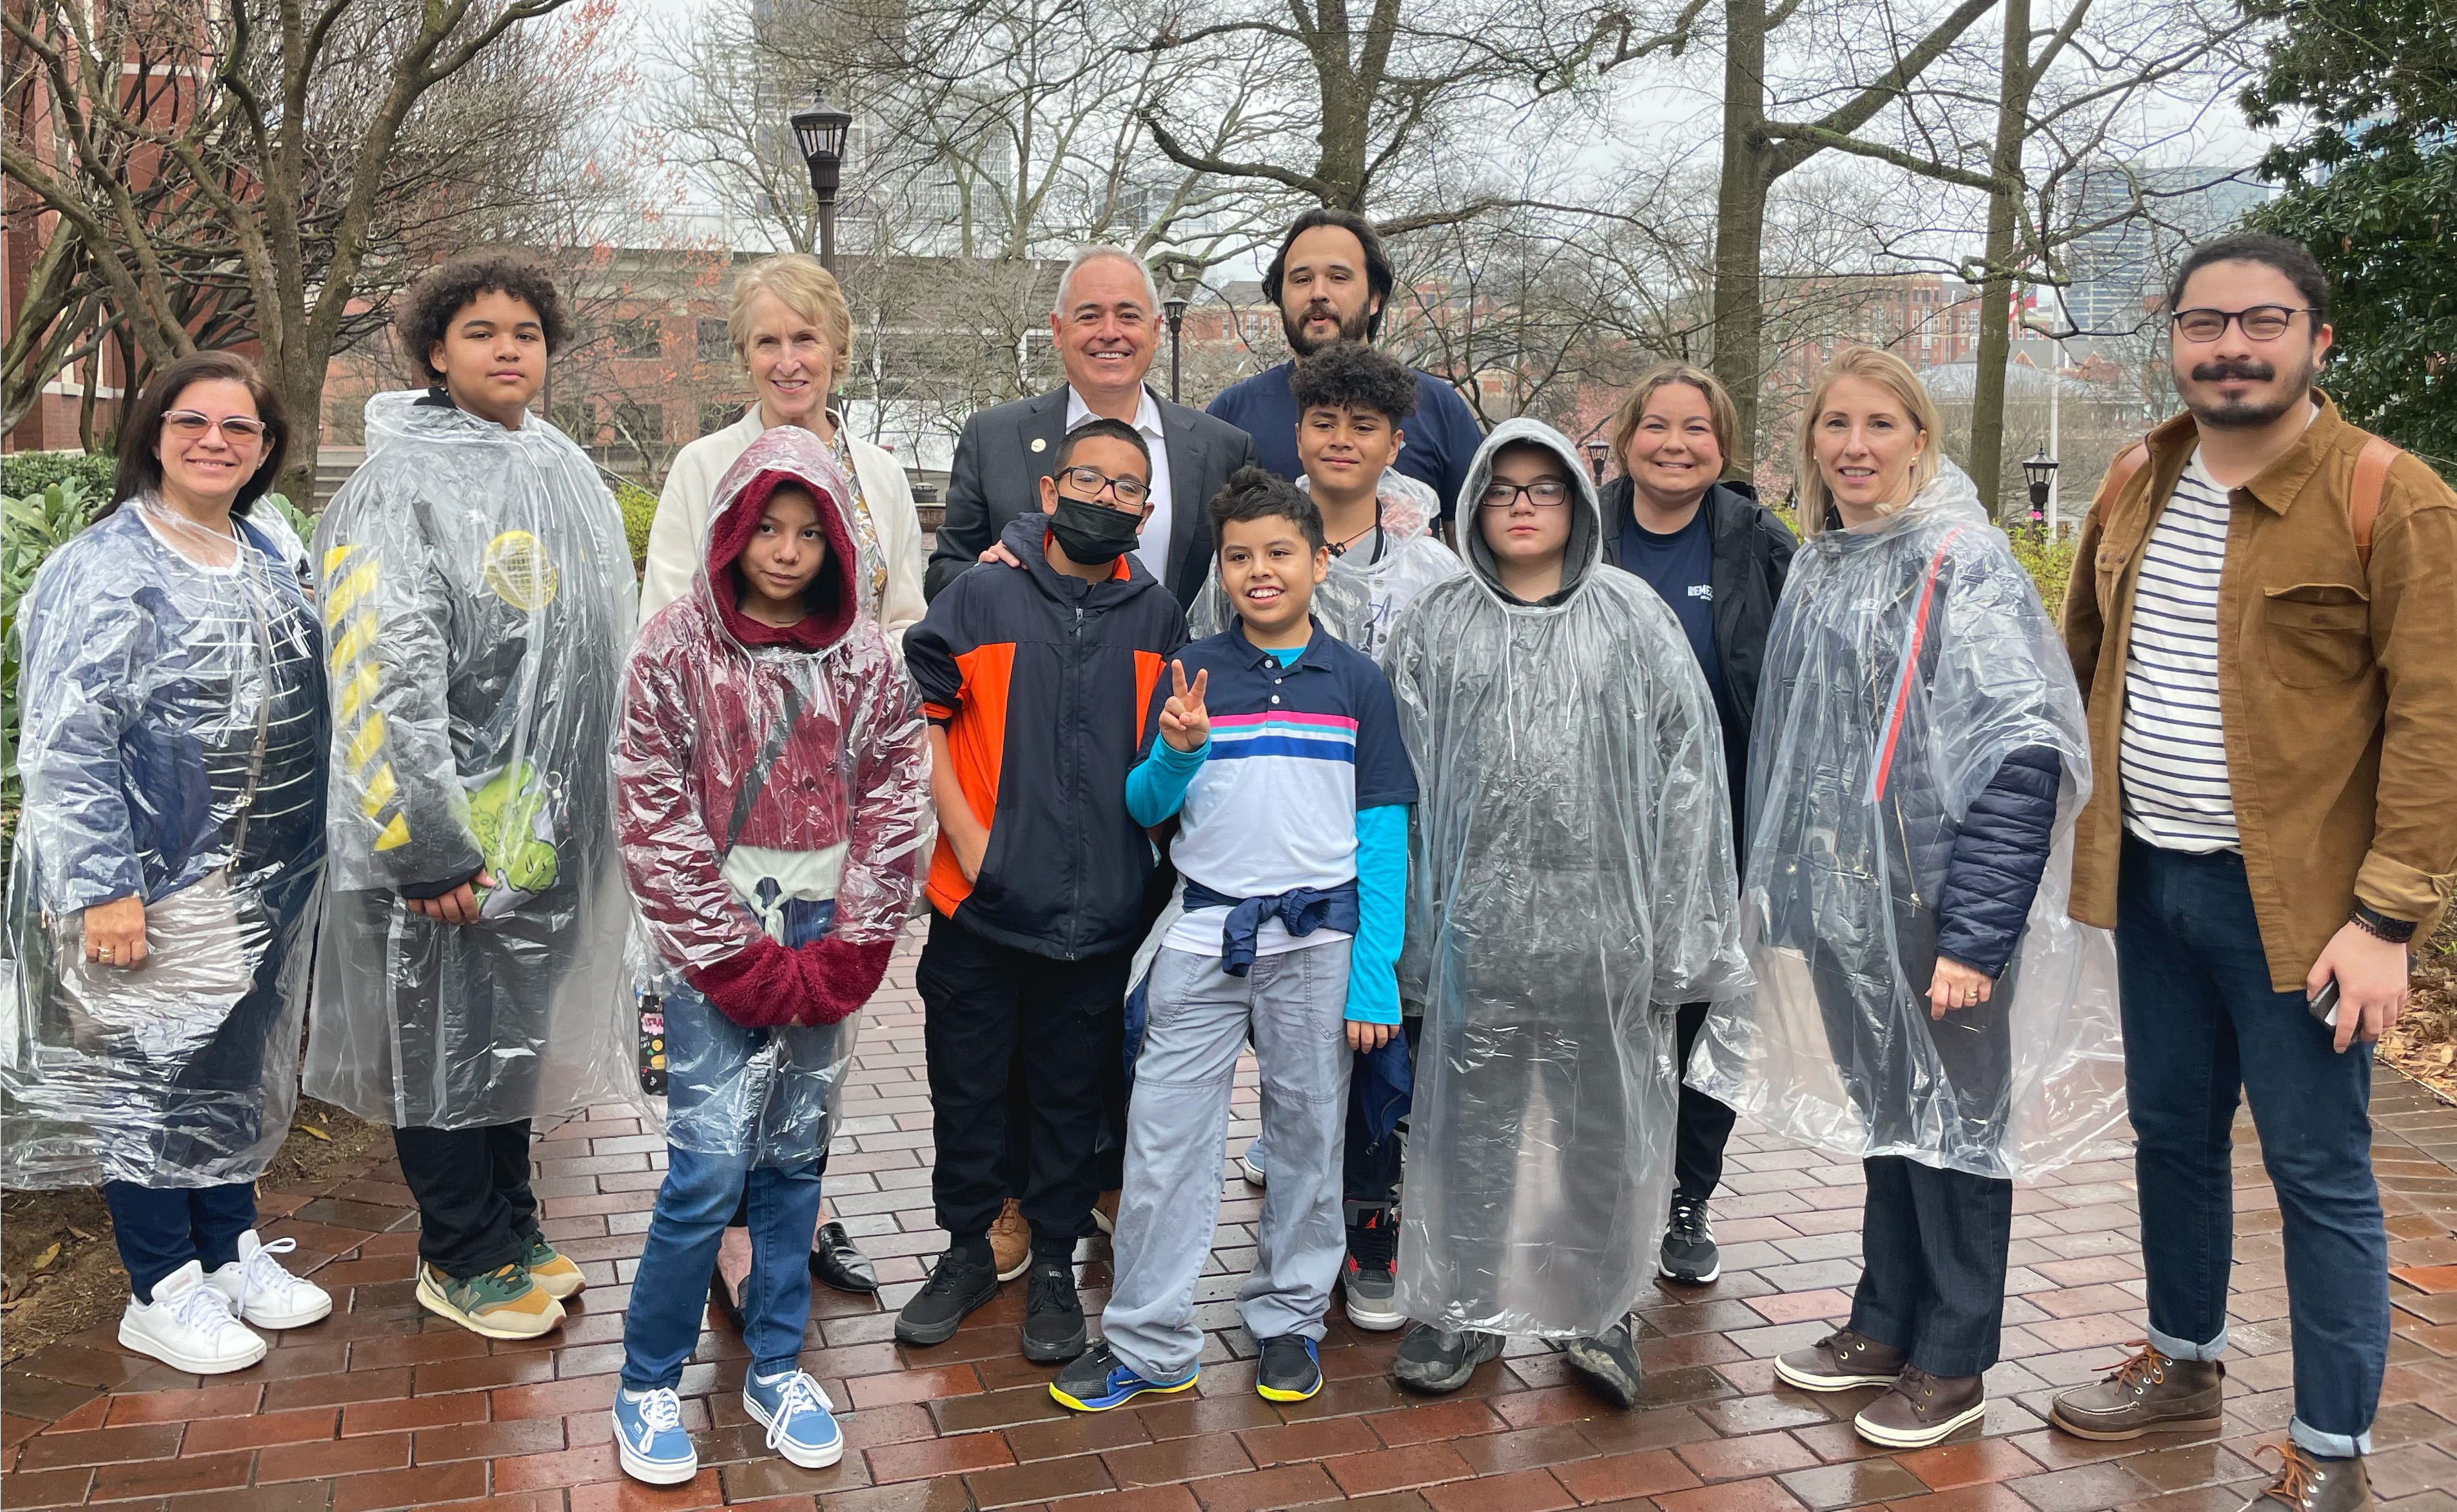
[2306,977,2340,1029]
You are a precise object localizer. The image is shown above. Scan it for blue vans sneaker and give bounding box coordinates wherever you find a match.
[611,1386,696,1486]
[1050,1341,1199,1412]
[744,1367,843,1469]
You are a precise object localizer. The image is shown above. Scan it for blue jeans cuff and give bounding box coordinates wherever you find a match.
[2289,1417,2371,1459]
[2146,1321,2226,1362]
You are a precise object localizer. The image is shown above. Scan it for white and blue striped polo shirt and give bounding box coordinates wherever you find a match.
[2119,447,2239,851]
[1140,625,1416,957]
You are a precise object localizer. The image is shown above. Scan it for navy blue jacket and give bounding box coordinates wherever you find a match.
[1933,746,2062,979]
[1208,360,1483,519]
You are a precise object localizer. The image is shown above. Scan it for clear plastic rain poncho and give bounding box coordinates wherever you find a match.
[1686,462,2126,1180]
[3,501,327,1187]
[1384,419,1752,1340]
[615,428,927,1165]
[304,390,643,1130]
[1189,469,1463,659]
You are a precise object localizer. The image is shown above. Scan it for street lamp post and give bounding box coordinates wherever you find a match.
[1163,295,1188,404]
[2022,445,2060,530]
[1584,440,1609,487]
[789,91,854,273]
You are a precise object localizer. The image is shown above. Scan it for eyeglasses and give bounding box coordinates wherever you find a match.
[1058,465,1148,505]
[2169,306,2316,343]
[1476,479,1571,511]
[162,410,269,443]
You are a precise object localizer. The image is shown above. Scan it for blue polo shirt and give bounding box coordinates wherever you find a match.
[1208,360,1484,520]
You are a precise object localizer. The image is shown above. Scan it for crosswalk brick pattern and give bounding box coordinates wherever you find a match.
[5,919,2456,1511]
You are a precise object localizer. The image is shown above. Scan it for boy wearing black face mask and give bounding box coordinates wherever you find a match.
[900,416,1189,1361]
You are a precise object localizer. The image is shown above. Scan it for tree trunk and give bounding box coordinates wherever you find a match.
[1966,0,2033,523]
[1710,0,1771,471]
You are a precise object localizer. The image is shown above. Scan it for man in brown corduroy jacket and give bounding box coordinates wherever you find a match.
[2048,231,2457,1512]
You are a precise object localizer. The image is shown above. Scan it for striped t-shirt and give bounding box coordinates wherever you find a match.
[2119,449,2238,851]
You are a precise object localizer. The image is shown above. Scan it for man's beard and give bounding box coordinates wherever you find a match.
[1283,298,1373,356]
[2182,353,2318,431]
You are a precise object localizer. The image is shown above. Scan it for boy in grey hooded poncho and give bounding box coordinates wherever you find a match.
[1380,418,1751,1406]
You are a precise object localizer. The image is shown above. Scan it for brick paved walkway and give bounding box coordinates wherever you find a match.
[6,920,2456,1512]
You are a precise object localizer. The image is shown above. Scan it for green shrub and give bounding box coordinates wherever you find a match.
[3,478,104,851]
[1,451,115,499]
[2007,527,2079,621]
[617,481,656,576]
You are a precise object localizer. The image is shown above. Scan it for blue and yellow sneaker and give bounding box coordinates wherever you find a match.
[1257,1334,1323,1402]
[1049,1341,1198,1412]
[743,1367,843,1469]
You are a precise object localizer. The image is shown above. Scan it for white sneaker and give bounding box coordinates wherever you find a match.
[120,1260,267,1374]
[206,1230,333,1330]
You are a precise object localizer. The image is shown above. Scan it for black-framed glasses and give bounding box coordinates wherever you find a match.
[1476,479,1571,511]
[2170,305,2316,343]
[1058,465,1148,505]
[162,410,268,442]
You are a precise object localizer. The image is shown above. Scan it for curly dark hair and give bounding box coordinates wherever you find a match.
[1207,463,1325,554]
[395,249,569,383]
[1289,340,1419,424]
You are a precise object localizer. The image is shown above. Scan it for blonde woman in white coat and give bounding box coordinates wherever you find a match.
[639,254,923,1310]
[641,255,926,649]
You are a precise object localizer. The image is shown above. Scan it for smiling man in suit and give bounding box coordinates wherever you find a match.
[926,246,1261,606]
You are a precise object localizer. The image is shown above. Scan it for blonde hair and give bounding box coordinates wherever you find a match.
[727,254,852,391]
[1794,345,1943,536]
[1608,363,1739,481]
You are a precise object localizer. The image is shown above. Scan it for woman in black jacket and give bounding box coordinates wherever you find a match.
[1597,363,1794,1286]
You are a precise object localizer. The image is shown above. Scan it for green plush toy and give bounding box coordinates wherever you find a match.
[467,760,560,897]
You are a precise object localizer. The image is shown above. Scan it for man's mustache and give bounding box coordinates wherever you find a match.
[2191,359,2276,383]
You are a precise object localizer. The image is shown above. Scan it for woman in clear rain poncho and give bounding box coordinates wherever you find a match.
[610,428,926,1485]
[304,254,641,1341]
[4,353,333,1375]
[1381,418,1752,1408]
[1688,347,2123,1451]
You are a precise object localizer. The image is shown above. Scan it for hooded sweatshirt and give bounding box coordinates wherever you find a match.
[614,428,928,1028]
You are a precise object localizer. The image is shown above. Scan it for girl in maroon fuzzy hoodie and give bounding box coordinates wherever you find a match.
[610,427,927,1482]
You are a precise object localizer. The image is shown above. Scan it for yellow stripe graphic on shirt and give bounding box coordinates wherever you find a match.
[322,542,413,852]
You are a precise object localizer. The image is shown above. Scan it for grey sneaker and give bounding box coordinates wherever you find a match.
[1340,1204,1402,1331]
[2048,1342,2225,1440]
[1393,1323,1504,1395]
[1658,1193,1719,1283]
[1563,1315,1643,1408]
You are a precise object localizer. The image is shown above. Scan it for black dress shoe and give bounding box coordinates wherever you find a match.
[808,1221,878,1294]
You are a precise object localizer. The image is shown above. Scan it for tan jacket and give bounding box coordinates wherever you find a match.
[2062,393,2457,990]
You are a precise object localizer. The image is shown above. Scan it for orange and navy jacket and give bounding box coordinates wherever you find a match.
[903,511,1186,959]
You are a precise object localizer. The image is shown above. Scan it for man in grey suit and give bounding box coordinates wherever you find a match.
[925,246,1260,606]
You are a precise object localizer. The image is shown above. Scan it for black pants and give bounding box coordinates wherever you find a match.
[1851,1155,2013,1377]
[1342,1016,1420,1208]
[103,1179,257,1302]
[1672,1001,1738,1202]
[395,1119,536,1279]
[919,913,1127,1262]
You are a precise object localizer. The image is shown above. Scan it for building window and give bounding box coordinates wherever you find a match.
[616,317,663,359]
[698,319,731,363]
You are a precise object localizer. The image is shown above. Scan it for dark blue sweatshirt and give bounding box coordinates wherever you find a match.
[1208,360,1484,520]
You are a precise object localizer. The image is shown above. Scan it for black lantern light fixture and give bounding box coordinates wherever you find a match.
[1162,294,1189,403]
[2022,444,2059,527]
[1584,438,1610,487]
[789,90,855,271]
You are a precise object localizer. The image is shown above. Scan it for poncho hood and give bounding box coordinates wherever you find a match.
[1455,418,1605,608]
[699,427,863,653]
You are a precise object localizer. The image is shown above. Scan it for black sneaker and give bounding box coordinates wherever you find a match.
[1392,1323,1504,1395]
[1255,1333,1322,1401]
[1563,1315,1644,1408]
[895,1243,999,1347]
[1659,1193,1719,1284]
[1020,1258,1087,1363]
[1342,1204,1402,1332]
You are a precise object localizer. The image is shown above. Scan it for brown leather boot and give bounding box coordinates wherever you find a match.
[1774,1327,1907,1391]
[987,1198,1032,1282]
[1853,1366,1986,1448]
[2048,1341,2225,1440]
[2236,1442,2371,1511]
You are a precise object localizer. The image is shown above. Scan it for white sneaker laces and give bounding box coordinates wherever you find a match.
[632,1388,684,1437]
[166,1278,242,1336]
[763,1372,832,1451]
[241,1236,309,1301]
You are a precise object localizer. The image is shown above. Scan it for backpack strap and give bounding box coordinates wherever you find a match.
[2349,434,2398,572]
[725,677,805,852]
[2092,441,2152,518]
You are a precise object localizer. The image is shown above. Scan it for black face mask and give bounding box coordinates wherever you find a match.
[1047,494,1144,566]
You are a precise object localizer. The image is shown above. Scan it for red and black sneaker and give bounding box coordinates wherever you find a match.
[1342,1203,1402,1330]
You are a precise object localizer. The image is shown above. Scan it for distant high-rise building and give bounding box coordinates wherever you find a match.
[2062,165,2274,341]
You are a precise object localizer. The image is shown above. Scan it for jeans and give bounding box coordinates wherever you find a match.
[394,1120,536,1279]
[1672,1000,1738,1201]
[1849,1156,2013,1376]
[622,1145,825,1387]
[1337,1017,1419,1209]
[102,1179,257,1302]
[918,913,1128,1261]
[2116,836,2388,1459]
[1104,941,1353,1381]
